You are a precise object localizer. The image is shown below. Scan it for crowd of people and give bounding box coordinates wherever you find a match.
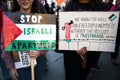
[0,0,120,80]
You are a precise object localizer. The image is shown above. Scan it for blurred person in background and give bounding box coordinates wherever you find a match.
[50,2,56,14]
[56,0,108,80]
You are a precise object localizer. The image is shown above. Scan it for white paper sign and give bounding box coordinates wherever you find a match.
[58,12,119,52]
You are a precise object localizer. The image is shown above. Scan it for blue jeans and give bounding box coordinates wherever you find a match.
[17,56,47,80]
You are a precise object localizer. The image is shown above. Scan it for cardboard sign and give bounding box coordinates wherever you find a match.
[3,12,56,51]
[58,12,119,52]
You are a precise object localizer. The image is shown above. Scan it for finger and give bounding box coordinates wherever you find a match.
[29,51,39,56]
[82,47,87,54]
[15,71,19,79]
[40,50,48,55]
[30,51,38,54]
[80,55,85,60]
[29,51,41,59]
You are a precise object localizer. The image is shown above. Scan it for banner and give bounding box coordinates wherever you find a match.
[58,12,119,52]
[3,12,56,51]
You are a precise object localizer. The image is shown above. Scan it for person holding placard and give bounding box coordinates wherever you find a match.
[1,0,47,80]
[56,0,108,80]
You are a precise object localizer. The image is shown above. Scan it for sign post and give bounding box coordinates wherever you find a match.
[31,59,35,80]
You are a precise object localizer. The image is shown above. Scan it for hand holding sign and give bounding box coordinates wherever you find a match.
[29,50,40,59]
[76,47,87,60]
[9,68,19,80]
[28,50,48,80]
[76,47,87,69]
[28,50,48,59]
[29,50,41,80]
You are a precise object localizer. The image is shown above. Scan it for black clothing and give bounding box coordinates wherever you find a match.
[44,2,51,14]
[116,7,120,11]
[64,2,91,11]
[55,1,107,80]
[105,2,114,10]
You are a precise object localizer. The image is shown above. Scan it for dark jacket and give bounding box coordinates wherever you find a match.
[0,1,8,12]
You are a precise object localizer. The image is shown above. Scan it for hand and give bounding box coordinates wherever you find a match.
[28,50,48,59]
[76,47,87,60]
[9,68,19,80]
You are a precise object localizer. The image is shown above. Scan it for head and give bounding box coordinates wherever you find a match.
[51,2,55,7]
[12,0,40,13]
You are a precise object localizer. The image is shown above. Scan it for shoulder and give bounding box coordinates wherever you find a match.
[64,1,78,11]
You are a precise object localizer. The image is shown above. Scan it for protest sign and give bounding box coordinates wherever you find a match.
[58,12,119,52]
[3,12,56,51]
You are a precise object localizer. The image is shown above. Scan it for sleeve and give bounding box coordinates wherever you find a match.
[1,32,14,69]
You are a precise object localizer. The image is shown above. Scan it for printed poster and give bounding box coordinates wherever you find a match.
[58,12,119,52]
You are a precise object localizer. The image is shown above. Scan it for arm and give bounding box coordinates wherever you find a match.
[28,50,48,59]
[1,32,14,69]
[1,32,19,80]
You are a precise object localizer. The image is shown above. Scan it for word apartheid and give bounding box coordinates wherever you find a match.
[6,40,56,51]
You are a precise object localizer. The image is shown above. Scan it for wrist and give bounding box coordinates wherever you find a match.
[9,67,15,71]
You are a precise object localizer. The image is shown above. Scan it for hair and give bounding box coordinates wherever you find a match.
[11,0,41,13]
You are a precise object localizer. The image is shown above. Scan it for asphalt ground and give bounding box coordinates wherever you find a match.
[43,50,120,80]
